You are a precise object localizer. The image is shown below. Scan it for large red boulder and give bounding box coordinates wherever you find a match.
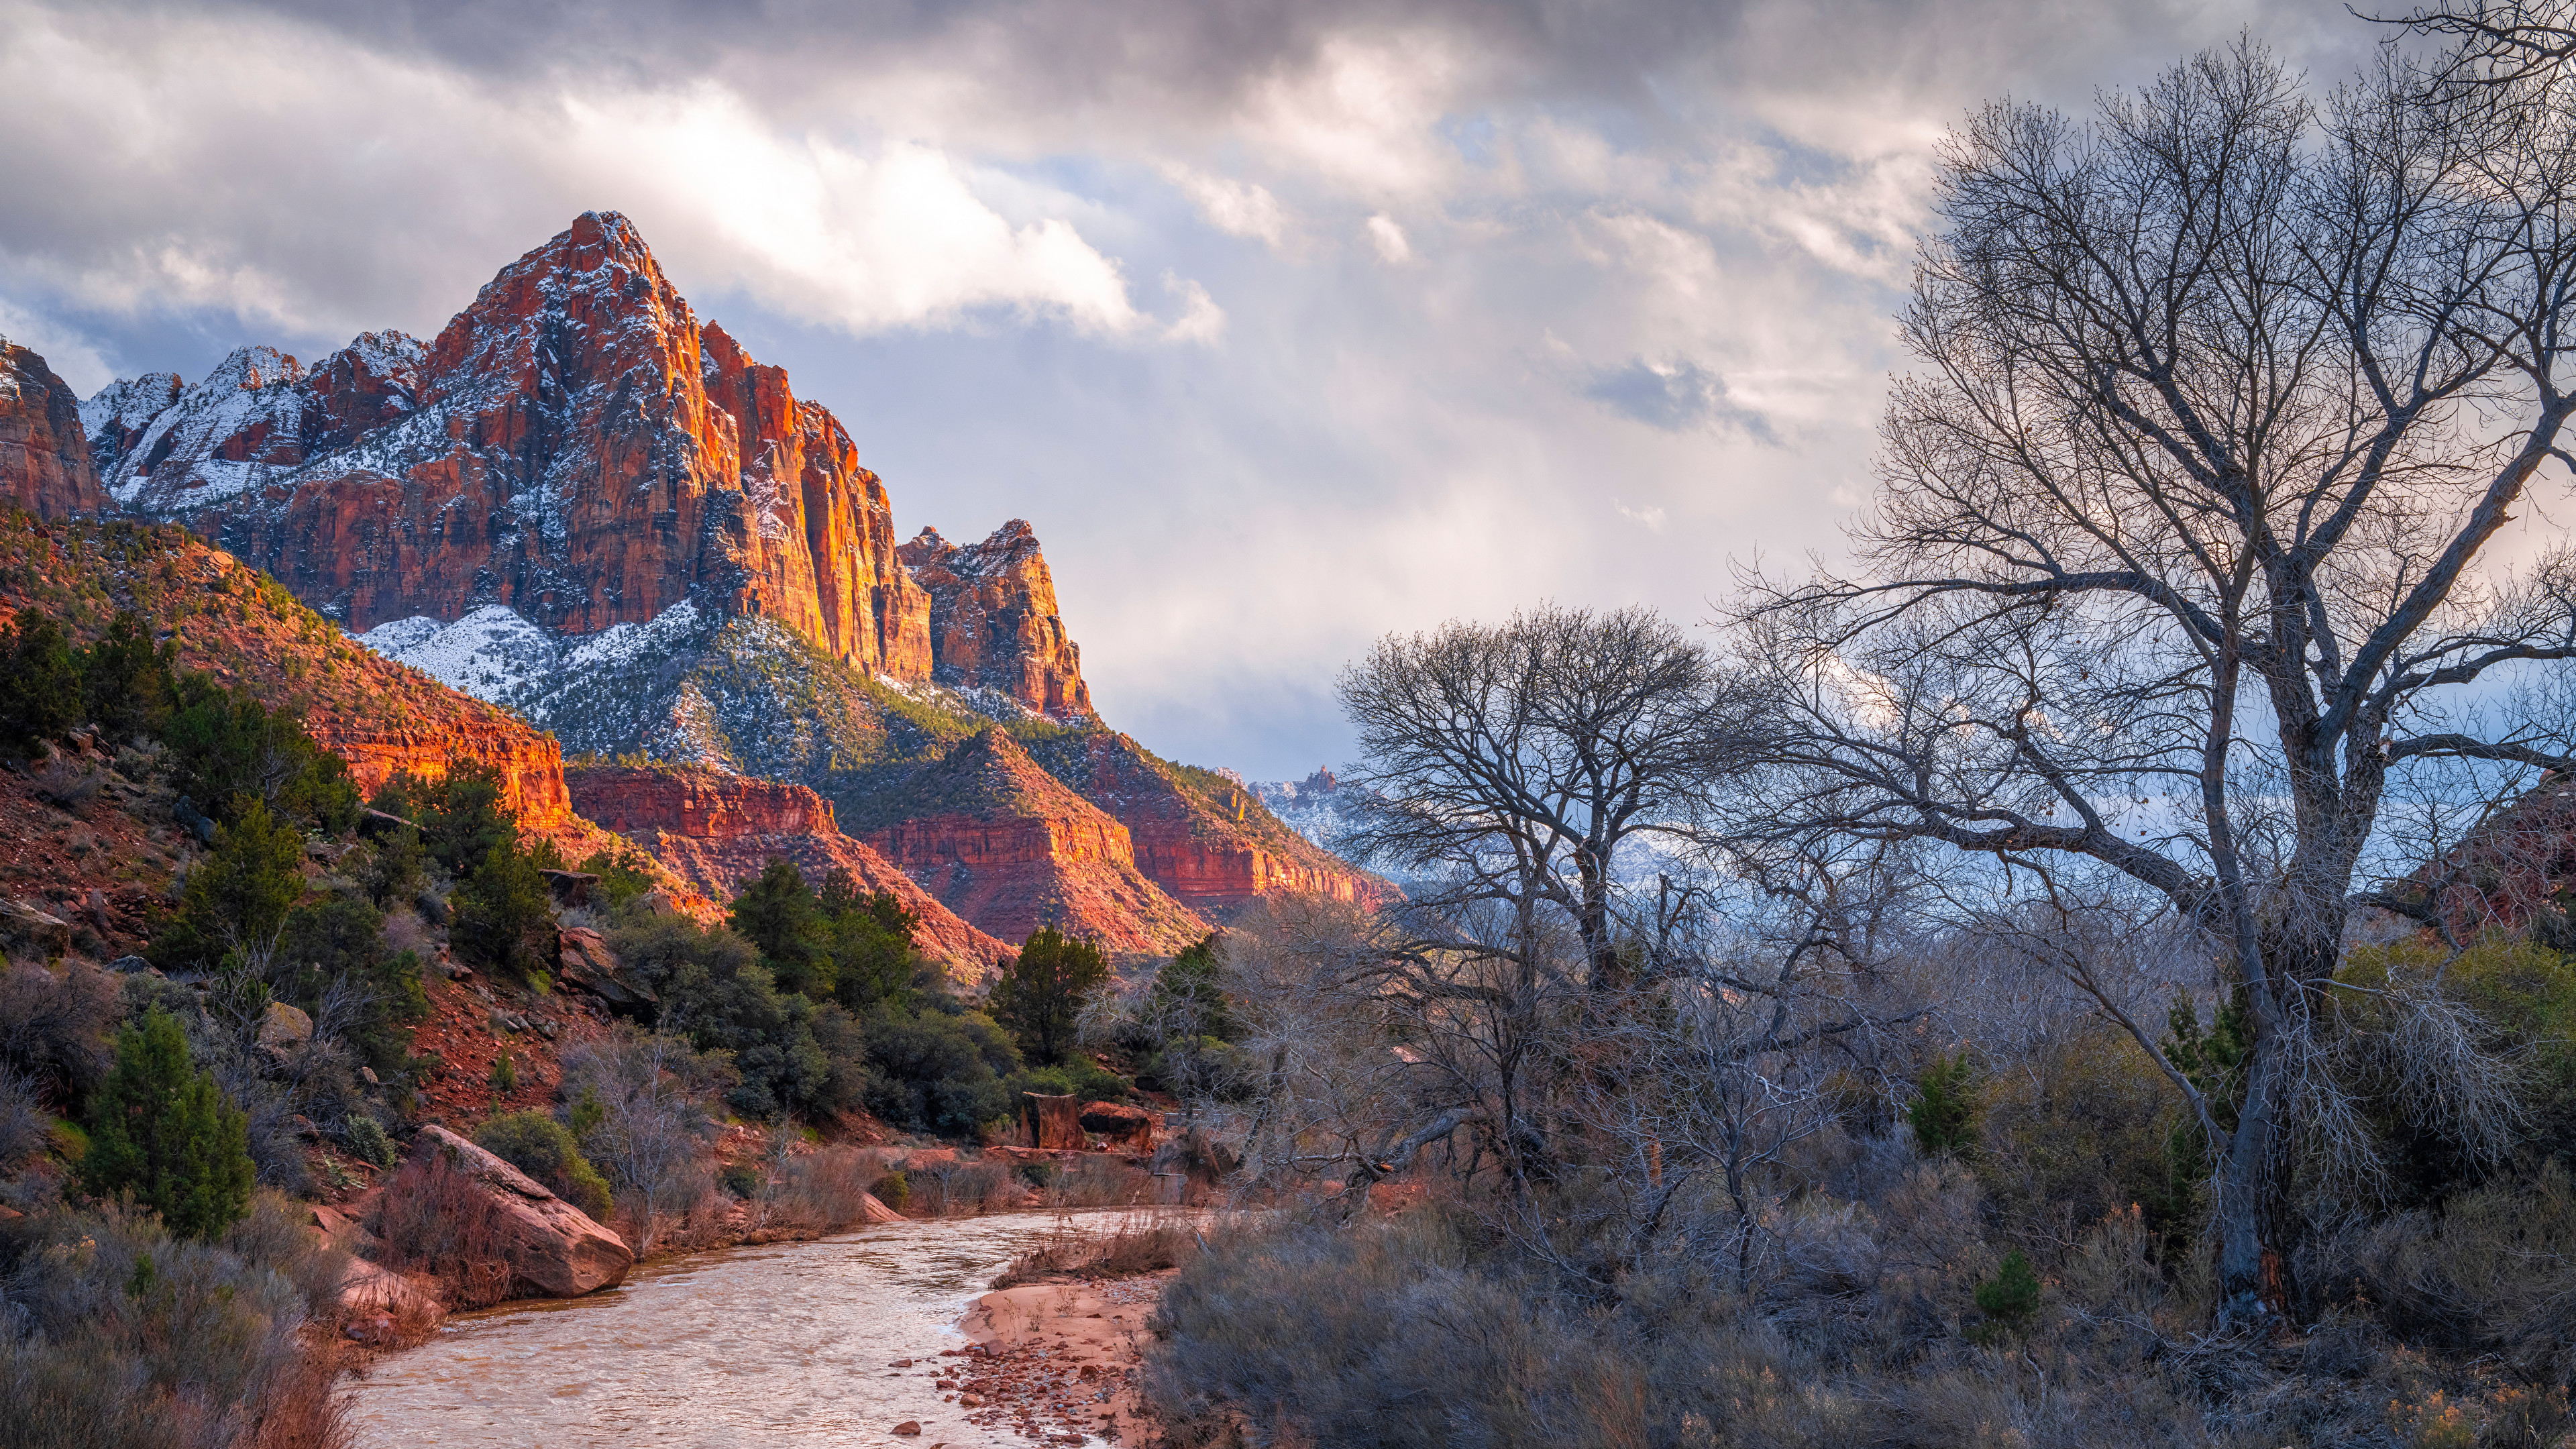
[398,1124,633,1298]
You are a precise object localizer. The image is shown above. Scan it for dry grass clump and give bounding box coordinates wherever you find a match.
[368,1152,515,1308]
[991,1212,1197,1287]
[1044,1154,1157,1209]
[909,1161,1014,1216]
[765,1145,896,1232]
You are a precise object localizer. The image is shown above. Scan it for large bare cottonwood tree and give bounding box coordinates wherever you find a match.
[1739,37,2576,1325]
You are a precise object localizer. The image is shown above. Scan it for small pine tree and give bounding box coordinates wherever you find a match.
[990,926,1110,1066]
[489,1048,519,1097]
[731,857,826,997]
[1908,1053,1980,1157]
[155,796,307,971]
[453,843,555,982]
[0,608,79,756]
[1974,1248,2042,1339]
[80,1008,255,1240]
[80,608,177,743]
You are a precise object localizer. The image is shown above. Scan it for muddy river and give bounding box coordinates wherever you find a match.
[347,1213,1132,1448]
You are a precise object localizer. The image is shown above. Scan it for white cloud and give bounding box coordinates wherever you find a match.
[558,89,1142,336]
[0,298,111,393]
[1165,166,1288,246]
[1235,32,1463,199]
[1615,500,1667,531]
[1162,272,1226,343]
[1364,213,1413,264]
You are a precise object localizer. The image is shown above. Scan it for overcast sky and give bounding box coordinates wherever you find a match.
[0,0,2379,779]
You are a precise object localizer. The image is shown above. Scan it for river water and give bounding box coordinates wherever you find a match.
[346,1214,1128,1449]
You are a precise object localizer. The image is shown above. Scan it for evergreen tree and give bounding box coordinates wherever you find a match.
[989,926,1110,1067]
[415,762,516,873]
[0,608,79,756]
[731,857,826,997]
[1147,932,1238,1041]
[80,609,177,743]
[1908,1053,1980,1158]
[453,842,555,981]
[815,869,919,1010]
[154,797,307,971]
[80,1008,255,1240]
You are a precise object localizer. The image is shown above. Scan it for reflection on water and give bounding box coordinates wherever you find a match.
[347,1214,1118,1448]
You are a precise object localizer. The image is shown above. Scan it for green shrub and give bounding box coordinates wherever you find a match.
[1974,1249,2042,1340]
[78,1008,255,1240]
[719,1161,763,1199]
[731,856,826,996]
[475,1110,612,1218]
[578,847,659,914]
[163,679,359,830]
[1909,1053,1980,1158]
[343,1114,395,1170]
[452,842,556,982]
[79,609,178,744]
[861,1002,1022,1136]
[990,926,1110,1066]
[819,873,923,1010]
[150,797,306,973]
[0,607,78,757]
[871,1170,911,1210]
[488,1049,518,1097]
[1016,1160,1057,1188]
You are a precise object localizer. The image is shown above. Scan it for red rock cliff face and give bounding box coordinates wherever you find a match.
[0,342,107,519]
[857,729,1205,957]
[1031,732,1389,916]
[103,213,935,678]
[898,521,1091,716]
[564,763,1010,975]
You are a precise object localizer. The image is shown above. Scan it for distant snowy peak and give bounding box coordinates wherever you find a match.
[1250,767,1370,853]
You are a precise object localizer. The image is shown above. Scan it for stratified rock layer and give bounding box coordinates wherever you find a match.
[566,762,1012,976]
[0,341,107,518]
[1028,733,1389,916]
[856,728,1208,957]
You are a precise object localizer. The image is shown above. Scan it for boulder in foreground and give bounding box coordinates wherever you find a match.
[397,1124,633,1298]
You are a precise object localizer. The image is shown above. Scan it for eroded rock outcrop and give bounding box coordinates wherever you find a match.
[854,728,1208,957]
[0,341,107,518]
[899,521,1091,716]
[399,1124,632,1298]
[566,761,1012,975]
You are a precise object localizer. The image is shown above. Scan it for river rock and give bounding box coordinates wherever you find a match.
[337,1255,442,1322]
[405,1124,634,1297]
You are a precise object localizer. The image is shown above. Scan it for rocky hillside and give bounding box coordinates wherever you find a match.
[854,727,1211,956]
[564,761,1012,976]
[0,213,1384,960]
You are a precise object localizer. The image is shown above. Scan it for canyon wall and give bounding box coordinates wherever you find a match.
[0,341,107,519]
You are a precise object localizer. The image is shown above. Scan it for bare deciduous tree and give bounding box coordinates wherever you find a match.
[1737,37,2576,1326]
[1340,604,1757,991]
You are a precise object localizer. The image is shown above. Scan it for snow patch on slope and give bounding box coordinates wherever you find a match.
[359,605,560,702]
